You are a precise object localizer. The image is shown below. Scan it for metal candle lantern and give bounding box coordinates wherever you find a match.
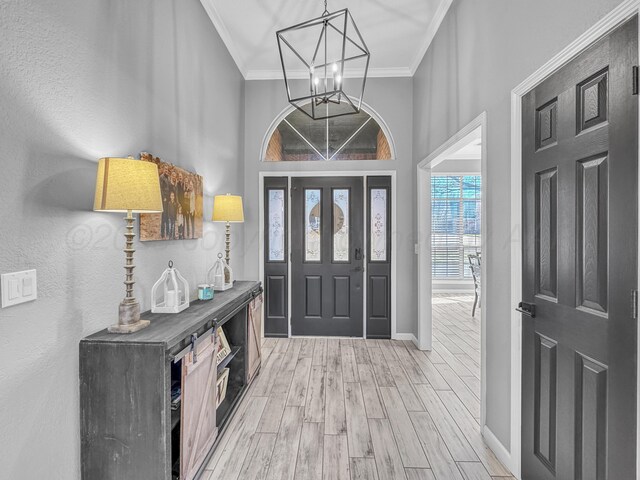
[208,253,233,291]
[151,261,190,314]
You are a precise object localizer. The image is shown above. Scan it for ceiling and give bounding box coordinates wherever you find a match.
[449,138,482,160]
[200,0,453,79]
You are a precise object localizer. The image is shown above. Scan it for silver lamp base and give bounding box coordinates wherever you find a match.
[107,299,150,333]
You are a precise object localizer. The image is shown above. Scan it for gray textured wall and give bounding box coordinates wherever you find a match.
[242,78,417,336]
[412,0,626,451]
[0,0,244,477]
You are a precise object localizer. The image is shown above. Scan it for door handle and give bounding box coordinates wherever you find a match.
[355,248,363,261]
[516,302,536,318]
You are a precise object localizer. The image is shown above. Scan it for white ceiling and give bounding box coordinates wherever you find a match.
[200,0,453,79]
[449,138,482,160]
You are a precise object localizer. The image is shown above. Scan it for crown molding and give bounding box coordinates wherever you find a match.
[410,0,454,75]
[201,0,451,80]
[245,67,412,81]
[200,0,247,77]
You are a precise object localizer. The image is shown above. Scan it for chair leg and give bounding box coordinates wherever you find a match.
[472,293,478,317]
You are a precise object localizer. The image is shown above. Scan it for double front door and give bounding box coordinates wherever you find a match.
[263,176,392,338]
[521,17,638,479]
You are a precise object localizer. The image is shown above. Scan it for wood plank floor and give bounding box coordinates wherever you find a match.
[204,294,514,480]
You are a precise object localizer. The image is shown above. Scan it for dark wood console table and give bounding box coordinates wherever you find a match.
[80,281,262,480]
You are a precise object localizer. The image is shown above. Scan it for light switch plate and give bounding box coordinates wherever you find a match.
[1,270,37,308]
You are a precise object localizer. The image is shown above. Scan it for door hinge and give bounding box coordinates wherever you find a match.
[632,290,638,320]
[633,66,639,95]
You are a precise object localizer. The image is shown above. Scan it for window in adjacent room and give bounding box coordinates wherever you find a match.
[431,175,481,279]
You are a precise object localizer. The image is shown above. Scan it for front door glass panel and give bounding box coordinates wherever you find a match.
[305,189,322,262]
[333,189,350,262]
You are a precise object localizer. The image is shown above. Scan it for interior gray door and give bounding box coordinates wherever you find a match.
[291,177,364,337]
[521,17,638,479]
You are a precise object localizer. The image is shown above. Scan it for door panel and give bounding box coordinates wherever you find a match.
[574,353,608,480]
[305,276,323,317]
[534,333,557,472]
[522,17,638,480]
[180,335,218,480]
[333,276,351,317]
[535,168,558,300]
[264,177,289,337]
[576,155,608,314]
[292,177,364,337]
[266,276,286,318]
[367,176,392,339]
[247,294,263,383]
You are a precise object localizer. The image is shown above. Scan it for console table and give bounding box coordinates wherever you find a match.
[80,281,262,480]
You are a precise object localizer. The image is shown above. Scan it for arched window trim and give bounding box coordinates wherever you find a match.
[260,98,397,162]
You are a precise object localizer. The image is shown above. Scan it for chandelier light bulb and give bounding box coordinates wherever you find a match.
[336,75,342,85]
[332,63,338,73]
[314,76,320,86]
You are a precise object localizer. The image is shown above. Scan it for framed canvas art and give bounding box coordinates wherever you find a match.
[139,152,203,241]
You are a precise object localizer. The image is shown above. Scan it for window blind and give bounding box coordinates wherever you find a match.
[431,175,481,279]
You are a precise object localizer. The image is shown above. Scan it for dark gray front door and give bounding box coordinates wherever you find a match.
[291,177,364,337]
[522,17,638,479]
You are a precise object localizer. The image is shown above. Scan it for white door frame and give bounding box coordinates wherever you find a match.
[258,170,398,339]
[416,112,488,425]
[509,1,640,477]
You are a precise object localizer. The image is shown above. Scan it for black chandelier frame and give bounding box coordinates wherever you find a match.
[276,6,371,120]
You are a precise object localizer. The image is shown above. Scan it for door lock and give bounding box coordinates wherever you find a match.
[516,302,536,318]
[355,248,363,261]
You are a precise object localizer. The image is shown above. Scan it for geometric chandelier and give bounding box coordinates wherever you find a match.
[276,0,370,120]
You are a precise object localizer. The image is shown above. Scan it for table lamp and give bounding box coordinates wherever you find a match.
[212,194,244,267]
[94,157,163,333]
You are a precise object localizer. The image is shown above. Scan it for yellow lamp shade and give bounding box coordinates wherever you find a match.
[94,157,163,213]
[213,194,244,223]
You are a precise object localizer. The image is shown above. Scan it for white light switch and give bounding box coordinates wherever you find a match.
[9,279,19,300]
[22,277,33,296]
[1,270,37,308]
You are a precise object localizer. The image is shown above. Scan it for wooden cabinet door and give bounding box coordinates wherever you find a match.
[247,295,263,382]
[180,335,218,480]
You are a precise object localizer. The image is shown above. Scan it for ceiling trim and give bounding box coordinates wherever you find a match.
[409,0,454,75]
[245,67,412,81]
[200,0,248,77]
[201,0,453,80]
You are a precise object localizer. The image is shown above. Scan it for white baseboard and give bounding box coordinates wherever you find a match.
[394,333,419,348]
[432,289,475,294]
[482,425,517,478]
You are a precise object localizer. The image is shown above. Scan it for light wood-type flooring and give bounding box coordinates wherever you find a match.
[204,294,514,480]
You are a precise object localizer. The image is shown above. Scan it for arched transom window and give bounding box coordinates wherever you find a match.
[263,102,395,162]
